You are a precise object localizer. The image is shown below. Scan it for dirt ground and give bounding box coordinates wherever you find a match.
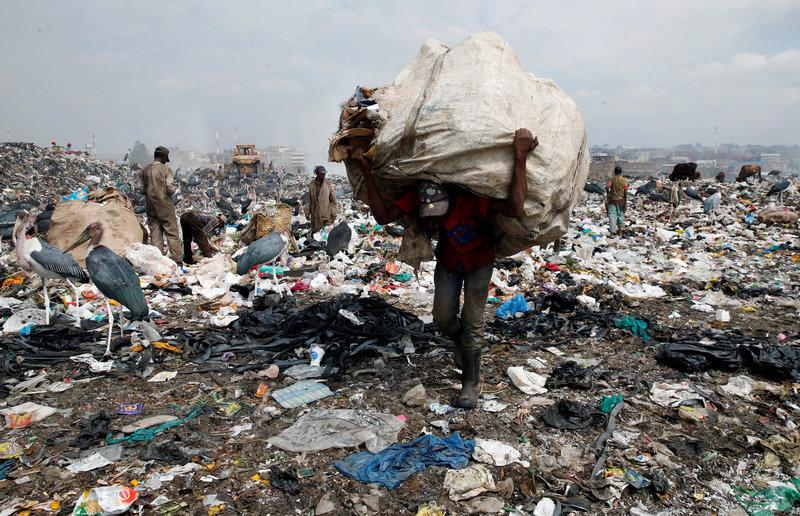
[1,280,796,515]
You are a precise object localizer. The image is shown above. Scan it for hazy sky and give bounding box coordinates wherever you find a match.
[1,0,799,169]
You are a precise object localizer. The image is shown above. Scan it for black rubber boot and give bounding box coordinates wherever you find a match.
[454,349,481,409]
[449,328,464,369]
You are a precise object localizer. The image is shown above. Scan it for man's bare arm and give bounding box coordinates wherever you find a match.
[489,129,537,217]
[351,148,405,225]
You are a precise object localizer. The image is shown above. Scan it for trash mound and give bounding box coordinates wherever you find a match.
[0,143,133,208]
[330,32,589,256]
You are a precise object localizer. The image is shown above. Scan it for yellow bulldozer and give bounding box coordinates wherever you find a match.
[226,144,264,175]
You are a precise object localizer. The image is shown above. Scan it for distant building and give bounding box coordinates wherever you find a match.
[261,146,307,175]
[670,156,690,163]
[167,147,211,169]
[761,153,782,171]
[588,153,615,179]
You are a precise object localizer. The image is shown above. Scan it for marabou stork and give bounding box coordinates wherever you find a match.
[64,223,149,355]
[636,180,658,196]
[704,192,721,215]
[235,232,286,288]
[683,187,703,201]
[583,182,605,195]
[13,211,88,324]
[767,178,792,202]
[326,221,352,257]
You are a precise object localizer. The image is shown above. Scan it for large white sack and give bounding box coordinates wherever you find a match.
[344,32,589,256]
[123,243,178,277]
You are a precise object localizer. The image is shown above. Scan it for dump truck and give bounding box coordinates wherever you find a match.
[226,144,264,175]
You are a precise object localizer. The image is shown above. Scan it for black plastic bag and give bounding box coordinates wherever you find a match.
[657,341,742,373]
[541,400,606,430]
[545,361,593,390]
[743,345,800,381]
[70,412,111,449]
[270,466,301,495]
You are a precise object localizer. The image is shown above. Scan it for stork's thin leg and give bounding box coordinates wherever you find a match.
[119,304,124,338]
[65,279,81,309]
[105,299,114,356]
[43,279,50,325]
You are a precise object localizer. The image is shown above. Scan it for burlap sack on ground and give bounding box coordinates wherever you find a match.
[759,206,799,225]
[47,189,144,266]
[337,32,589,257]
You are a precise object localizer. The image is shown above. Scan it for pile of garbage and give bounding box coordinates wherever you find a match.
[1,40,800,516]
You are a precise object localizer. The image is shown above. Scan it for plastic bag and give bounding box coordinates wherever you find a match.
[657,341,743,373]
[335,432,474,490]
[72,485,138,515]
[496,294,529,320]
[743,345,800,381]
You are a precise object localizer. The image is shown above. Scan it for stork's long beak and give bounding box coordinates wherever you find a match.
[64,228,91,253]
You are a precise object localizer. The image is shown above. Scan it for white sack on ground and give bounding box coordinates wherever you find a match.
[340,32,589,256]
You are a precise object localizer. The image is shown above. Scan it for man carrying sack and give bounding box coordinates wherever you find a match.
[351,128,538,409]
[139,146,182,263]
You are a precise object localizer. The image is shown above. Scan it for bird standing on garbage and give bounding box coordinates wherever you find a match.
[704,192,721,216]
[235,231,287,287]
[64,222,149,355]
[12,211,88,325]
[766,178,792,203]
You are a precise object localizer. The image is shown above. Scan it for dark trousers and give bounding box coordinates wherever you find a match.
[180,212,214,263]
[432,262,493,352]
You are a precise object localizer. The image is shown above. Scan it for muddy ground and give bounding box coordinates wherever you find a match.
[1,279,796,515]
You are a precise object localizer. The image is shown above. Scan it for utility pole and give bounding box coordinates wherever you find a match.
[233,126,237,147]
[216,130,220,163]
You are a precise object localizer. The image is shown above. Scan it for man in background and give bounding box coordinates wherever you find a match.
[139,146,183,263]
[180,211,225,265]
[304,165,338,234]
[606,166,627,235]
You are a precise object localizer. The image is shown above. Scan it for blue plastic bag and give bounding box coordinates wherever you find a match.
[62,186,89,202]
[335,432,475,489]
[495,293,529,320]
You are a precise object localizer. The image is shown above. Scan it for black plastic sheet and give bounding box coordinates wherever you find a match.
[541,400,606,430]
[546,361,593,390]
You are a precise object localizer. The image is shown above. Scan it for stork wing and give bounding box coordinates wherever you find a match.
[30,243,89,282]
[236,232,285,275]
[86,246,149,320]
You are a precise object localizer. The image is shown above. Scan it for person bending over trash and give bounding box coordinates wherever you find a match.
[139,146,183,263]
[605,166,627,235]
[180,211,226,265]
[351,129,537,409]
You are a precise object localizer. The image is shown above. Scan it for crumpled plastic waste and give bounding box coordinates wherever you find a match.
[545,360,593,390]
[269,467,302,495]
[541,399,606,430]
[443,464,496,501]
[267,409,405,453]
[472,438,530,467]
[735,477,800,515]
[71,485,138,515]
[614,315,650,341]
[335,432,475,489]
[495,293,529,320]
[507,366,548,395]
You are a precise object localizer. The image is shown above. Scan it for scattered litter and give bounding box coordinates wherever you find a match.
[271,380,334,409]
[335,432,474,489]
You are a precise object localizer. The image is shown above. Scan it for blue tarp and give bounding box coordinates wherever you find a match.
[495,293,530,320]
[335,432,475,489]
